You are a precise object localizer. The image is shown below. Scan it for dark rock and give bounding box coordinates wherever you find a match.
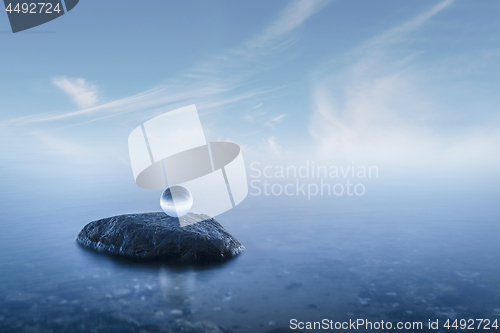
[76,212,244,262]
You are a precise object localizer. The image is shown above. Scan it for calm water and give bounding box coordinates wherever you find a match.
[0,178,499,332]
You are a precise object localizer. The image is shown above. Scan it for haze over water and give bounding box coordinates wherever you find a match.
[1,174,499,332]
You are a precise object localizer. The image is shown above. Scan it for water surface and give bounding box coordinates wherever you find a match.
[1,180,499,332]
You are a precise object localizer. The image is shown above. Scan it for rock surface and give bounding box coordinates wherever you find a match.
[76,212,244,262]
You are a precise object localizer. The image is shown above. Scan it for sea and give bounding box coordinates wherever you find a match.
[0,175,499,332]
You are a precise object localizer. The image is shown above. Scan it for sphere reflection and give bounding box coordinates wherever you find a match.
[160,185,193,217]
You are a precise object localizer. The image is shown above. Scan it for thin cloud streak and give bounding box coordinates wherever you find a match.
[361,0,454,50]
[267,136,281,157]
[2,84,224,124]
[250,0,331,48]
[265,114,287,128]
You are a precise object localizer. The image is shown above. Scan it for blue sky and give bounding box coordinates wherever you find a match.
[1,0,499,190]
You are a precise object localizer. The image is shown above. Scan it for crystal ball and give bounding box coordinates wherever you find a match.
[160,185,193,218]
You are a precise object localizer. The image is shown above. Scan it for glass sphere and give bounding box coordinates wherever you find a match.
[160,185,193,218]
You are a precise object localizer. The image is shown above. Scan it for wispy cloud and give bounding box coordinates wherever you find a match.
[249,0,330,49]
[243,103,267,122]
[267,136,281,157]
[265,114,287,128]
[3,0,329,126]
[52,77,99,108]
[307,0,500,173]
